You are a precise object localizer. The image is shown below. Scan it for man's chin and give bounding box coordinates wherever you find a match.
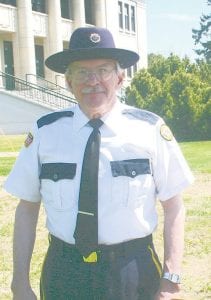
[84,95,107,107]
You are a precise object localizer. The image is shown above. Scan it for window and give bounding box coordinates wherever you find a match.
[35,45,44,77]
[85,0,95,25]
[31,0,46,13]
[118,1,136,33]
[61,0,73,19]
[124,3,130,31]
[127,66,132,78]
[133,63,137,74]
[126,63,138,79]
[0,0,16,5]
[131,6,135,32]
[118,1,123,29]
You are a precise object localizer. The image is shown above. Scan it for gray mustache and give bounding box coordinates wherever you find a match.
[82,86,106,94]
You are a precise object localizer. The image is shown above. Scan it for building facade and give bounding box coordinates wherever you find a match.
[0,0,147,87]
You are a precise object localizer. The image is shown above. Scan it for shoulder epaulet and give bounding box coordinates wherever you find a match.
[37,111,74,128]
[122,108,159,125]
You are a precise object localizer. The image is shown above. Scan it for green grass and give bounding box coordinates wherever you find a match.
[180,141,211,173]
[0,134,25,152]
[0,157,17,176]
[0,135,25,176]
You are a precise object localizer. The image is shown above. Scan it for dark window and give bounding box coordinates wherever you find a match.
[35,45,45,77]
[31,0,46,13]
[127,66,132,78]
[133,63,137,74]
[118,1,123,29]
[85,0,95,25]
[3,41,15,90]
[124,3,130,30]
[131,6,135,32]
[0,0,16,5]
[61,0,72,19]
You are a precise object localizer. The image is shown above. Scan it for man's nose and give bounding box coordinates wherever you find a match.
[86,71,100,84]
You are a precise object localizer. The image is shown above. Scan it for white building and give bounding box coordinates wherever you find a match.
[0,0,147,87]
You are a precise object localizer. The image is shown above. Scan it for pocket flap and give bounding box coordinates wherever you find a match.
[40,163,76,181]
[110,159,151,178]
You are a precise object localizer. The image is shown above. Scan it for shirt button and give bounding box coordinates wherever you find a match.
[53,173,59,181]
[131,170,136,177]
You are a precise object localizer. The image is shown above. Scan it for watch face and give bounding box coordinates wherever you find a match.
[171,273,180,283]
[163,272,181,284]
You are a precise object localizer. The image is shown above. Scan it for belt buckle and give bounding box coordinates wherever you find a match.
[83,251,98,263]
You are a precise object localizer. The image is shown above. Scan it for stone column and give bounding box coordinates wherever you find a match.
[72,0,85,28]
[45,0,63,83]
[94,0,106,27]
[16,0,36,81]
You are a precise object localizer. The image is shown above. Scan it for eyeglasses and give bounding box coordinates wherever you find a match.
[70,63,117,83]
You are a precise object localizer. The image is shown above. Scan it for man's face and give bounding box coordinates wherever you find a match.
[66,59,124,118]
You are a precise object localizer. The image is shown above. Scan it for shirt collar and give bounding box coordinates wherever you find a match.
[102,100,125,135]
[72,105,90,133]
[72,100,125,134]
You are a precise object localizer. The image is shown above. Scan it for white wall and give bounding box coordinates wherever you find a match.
[0,91,53,134]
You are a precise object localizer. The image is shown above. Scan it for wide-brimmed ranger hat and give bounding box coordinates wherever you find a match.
[45,27,140,73]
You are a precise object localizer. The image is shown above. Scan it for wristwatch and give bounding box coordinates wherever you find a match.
[162,272,181,284]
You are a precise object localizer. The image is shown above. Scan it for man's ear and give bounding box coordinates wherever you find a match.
[66,79,72,92]
[117,71,125,87]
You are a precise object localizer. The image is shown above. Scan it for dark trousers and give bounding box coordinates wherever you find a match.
[40,235,161,300]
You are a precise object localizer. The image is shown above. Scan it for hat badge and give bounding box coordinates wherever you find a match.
[90,33,101,43]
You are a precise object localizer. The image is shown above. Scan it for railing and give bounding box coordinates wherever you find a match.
[0,71,77,109]
[25,73,72,98]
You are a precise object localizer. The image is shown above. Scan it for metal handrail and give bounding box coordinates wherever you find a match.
[0,71,77,109]
[25,73,75,98]
[25,73,66,90]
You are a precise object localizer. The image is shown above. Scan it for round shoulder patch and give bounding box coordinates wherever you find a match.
[24,132,33,147]
[160,124,173,141]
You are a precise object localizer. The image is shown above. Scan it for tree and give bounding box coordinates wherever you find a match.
[192,0,211,62]
[125,54,211,141]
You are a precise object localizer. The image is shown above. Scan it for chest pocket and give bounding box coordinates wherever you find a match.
[110,159,153,208]
[110,159,151,178]
[40,163,76,210]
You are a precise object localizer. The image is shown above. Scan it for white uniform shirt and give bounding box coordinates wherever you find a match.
[4,101,194,244]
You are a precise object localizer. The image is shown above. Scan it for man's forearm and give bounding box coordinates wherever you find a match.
[12,200,40,291]
[162,195,185,274]
[154,195,185,299]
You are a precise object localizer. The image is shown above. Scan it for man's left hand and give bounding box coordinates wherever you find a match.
[154,278,183,300]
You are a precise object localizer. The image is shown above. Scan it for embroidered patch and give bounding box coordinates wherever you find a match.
[90,33,101,43]
[24,132,33,147]
[160,124,173,141]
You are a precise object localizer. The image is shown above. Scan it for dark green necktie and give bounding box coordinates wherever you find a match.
[74,118,103,257]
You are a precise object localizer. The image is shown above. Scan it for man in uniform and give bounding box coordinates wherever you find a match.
[4,27,193,300]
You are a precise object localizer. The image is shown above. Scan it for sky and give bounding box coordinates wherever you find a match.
[146,0,209,61]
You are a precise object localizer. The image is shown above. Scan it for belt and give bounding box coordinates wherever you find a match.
[49,234,152,263]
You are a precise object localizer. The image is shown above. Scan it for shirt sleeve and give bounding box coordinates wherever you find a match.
[4,123,41,202]
[153,120,194,201]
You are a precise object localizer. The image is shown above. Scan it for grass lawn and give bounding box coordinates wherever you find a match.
[0,135,25,176]
[0,135,25,152]
[0,136,211,299]
[0,157,17,176]
[180,141,211,173]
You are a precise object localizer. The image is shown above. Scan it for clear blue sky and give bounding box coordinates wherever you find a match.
[146,0,209,61]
